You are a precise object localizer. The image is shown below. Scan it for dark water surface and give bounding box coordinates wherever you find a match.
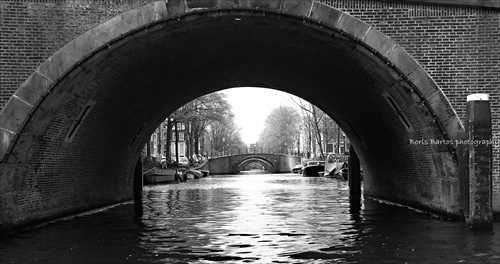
[1,173,499,263]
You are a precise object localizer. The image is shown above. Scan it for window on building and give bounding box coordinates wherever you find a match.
[179,143,186,157]
[326,143,334,153]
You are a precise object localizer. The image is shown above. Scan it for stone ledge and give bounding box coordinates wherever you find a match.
[15,72,51,107]
[338,12,371,40]
[38,49,79,86]
[0,97,33,133]
[408,66,440,99]
[309,2,343,28]
[363,27,395,57]
[281,0,313,16]
[0,129,16,160]
[386,45,419,76]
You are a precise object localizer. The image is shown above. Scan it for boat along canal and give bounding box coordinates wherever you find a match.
[1,172,499,263]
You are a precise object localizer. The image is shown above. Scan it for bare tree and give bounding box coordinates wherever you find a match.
[321,116,338,153]
[290,98,326,159]
[206,111,245,156]
[290,97,342,159]
[167,92,230,159]
[258,105,300,154]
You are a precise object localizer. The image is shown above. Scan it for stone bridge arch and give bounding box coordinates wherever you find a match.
[0,0,466,233]
[206,153,297,174]
[237,157,275,173]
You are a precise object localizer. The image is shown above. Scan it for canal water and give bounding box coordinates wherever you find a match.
[1,173,499,264]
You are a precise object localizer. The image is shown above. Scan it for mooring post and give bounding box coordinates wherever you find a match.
[465,93,493,230]
[348,145,361,199]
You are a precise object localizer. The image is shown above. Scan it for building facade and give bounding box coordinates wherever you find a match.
[149,121,186,161]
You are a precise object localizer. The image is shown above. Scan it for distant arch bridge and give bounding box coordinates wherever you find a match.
[203,154,301,174]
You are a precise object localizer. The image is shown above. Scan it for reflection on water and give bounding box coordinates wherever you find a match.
[1,173,499,263]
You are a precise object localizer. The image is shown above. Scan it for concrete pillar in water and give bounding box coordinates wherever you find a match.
[465,94,493,230]
[348,145,361,199]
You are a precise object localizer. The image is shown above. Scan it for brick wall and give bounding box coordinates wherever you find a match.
[0,0,156,108]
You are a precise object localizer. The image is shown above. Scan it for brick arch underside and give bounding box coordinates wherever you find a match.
[0,1,464,232]
[237,158,275,172]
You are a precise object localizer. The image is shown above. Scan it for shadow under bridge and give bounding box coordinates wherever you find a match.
[206,154,301,174]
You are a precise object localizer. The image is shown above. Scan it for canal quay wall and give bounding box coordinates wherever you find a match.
[0,0,498,233]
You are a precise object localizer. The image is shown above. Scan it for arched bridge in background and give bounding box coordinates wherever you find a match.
[202,154,301,175]
[0,0,498,233]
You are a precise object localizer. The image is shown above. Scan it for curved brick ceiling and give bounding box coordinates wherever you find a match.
[0,0,466,229]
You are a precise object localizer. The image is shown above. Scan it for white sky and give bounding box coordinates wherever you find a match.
[223,87,297,145]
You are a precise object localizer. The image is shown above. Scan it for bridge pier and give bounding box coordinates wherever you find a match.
[348,145,362,200]
[464,94,493,230]
[133,158,143,205]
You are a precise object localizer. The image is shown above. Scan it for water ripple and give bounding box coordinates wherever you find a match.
[1,173,499,263]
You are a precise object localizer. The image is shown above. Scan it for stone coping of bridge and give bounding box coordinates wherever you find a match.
[0,0,463,162]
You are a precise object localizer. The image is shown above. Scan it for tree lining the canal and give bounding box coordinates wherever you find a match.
[147,91,246,164]
[258,105,300,156]
[292,98,347,159]
[257,99,348,160]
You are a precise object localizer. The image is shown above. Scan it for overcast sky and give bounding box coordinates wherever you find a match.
[222,87,298,145]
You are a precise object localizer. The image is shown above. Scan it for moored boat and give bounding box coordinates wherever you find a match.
[144,167,179,184]
[302,161,325,177]
[292,164,303,174]
[183,169,203,179]
[325,154,350,180]
[326,161,348,180]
